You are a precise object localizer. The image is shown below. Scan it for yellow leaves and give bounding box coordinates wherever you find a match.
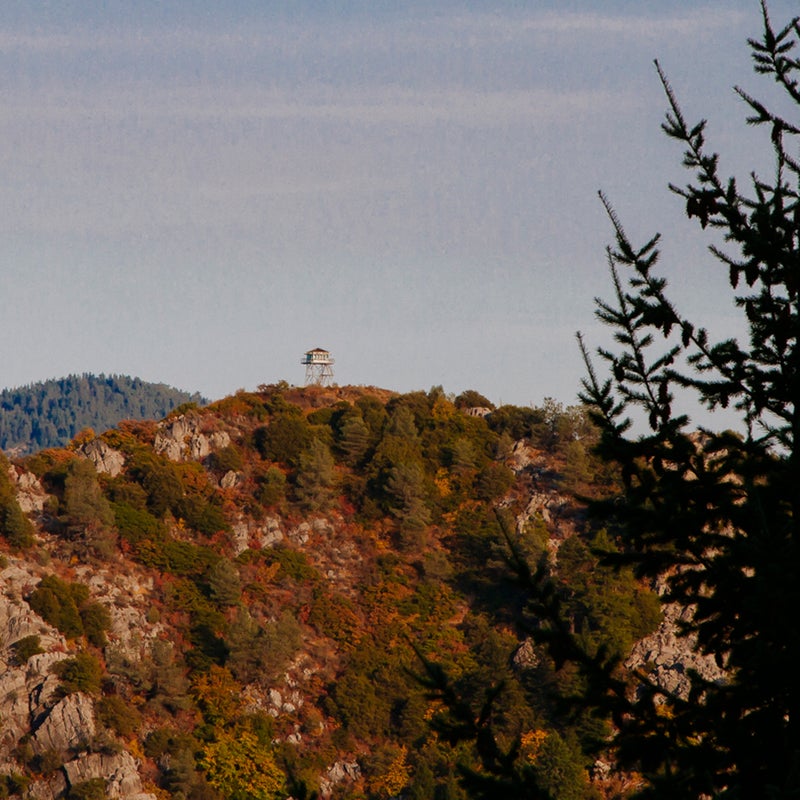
[434,468,452,498]
[370,745,411,798]
[200,728,285,800]
[431,396,456,420]
[655,702,676,720]
[70,427,96,449]
[441,509,460,526]
[521,729,549,764]
[192,665,242,724]
[262,560,281,584]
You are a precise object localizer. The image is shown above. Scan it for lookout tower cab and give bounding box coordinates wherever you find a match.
[302,348,335,386]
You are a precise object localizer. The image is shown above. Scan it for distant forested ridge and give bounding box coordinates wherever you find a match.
[0,374,206,453]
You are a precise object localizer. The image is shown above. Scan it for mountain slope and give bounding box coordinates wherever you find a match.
[0,383,661,800]
[0,374,206,454]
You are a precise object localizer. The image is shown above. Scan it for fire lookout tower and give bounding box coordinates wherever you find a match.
[302,348,335,386]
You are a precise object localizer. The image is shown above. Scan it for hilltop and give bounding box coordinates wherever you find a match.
[0,374,206,454]
[0,383,670,800]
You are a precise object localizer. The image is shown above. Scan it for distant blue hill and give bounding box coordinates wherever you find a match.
[0,374,206,454]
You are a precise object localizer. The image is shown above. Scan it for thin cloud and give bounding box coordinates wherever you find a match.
[450,8,750,41]
[1,84,631,130]
[0,7,750,58]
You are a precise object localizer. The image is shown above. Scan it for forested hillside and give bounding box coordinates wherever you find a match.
[0,374,205,454]
[0,383,663,800]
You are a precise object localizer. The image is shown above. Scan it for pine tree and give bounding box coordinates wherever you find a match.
[295,439,337,512]
[570,4,800,795]
[423,5,800,798]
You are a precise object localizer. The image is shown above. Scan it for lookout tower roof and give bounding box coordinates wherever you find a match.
[301,348,335,385]
[302,348,333,364]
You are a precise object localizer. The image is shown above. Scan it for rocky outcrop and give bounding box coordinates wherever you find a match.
[626,601,726,699]
[26,773,67,800]
[154,414,230,462]
[319,760,361,798]
[228,515,285,555]
[259,516,285,548]
[82,439,126,477]
[31,692,96,754]
[512,638,539,671]
[72,567,163,658]
[1,563,70,748]
[507,441,547,473]
[514,488,570,535]
[220,469,240,489]
[0,558,156,800]
[7,464,48,513]
[63,751,156,800]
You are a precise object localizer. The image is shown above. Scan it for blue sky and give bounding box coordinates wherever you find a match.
[1,1,795,410]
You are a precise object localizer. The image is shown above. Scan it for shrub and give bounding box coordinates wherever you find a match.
[487,404,544,440]
[52,652,103,695]
[66,778,107,800]
[0,498,35,549]
[454,389,495,410]
[0,774,31,798]
[228,610,303,683]
[0,455,35,549]
[270,548,319,583]
[256,466,286,507]
[96,695,142,737]
[80,602,112,648]
[253,414,314,466]
[62,458,114,532]
[28,575,88,639]
[11,635,44,664]
[210,444,244,474]
[475,462,515,501]
[112,501,165,545]
[207,558,242,607]
[177,495,229,536]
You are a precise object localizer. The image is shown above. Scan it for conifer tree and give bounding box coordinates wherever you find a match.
[423,5,800,798]
[295,438,337,512]
[569,4,800,796]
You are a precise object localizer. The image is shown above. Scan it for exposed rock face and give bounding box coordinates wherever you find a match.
[230,519,250,554]
[31,692,96,754]
[512,638,539,672]
[28,652,71,718]
[626,601,726,699]
[0,558,157,800]
[228,515,285,554]
[288,521,312,545]
[220,469,240,489]
[63,752,156,800]
[82,439,126,477]
[26,773,67,800]
[209,431,230,449]
[154,414,231,462]
[72,567,163,658]
[1,563,72,750]
[259,516,285,548]
[520,490,570,526]
[319,760,361,798]
[507,440,546,472]
[154,414,198,461]
[7,464,48,513]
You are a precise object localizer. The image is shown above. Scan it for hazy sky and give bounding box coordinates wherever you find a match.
[1,1,795,409]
